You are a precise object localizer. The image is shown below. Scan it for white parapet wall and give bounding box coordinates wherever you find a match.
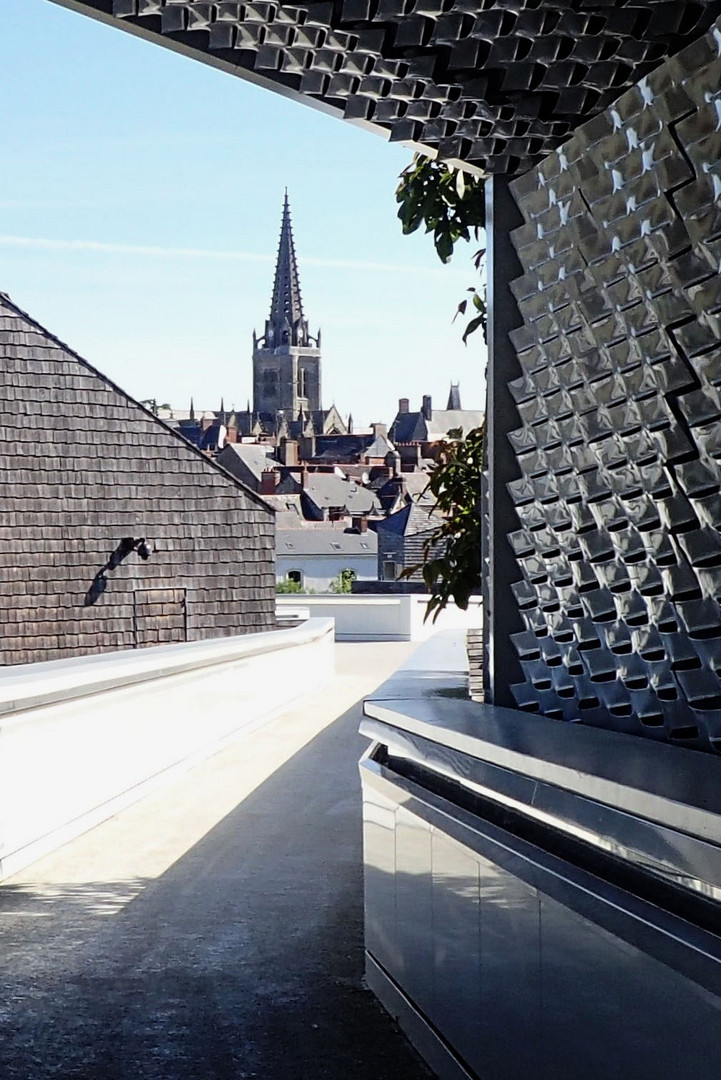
[276,594,482,642]
[0,619,334,881]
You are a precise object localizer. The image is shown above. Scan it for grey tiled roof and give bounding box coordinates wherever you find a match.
[377,498,442,538]
[425,411,485,439]
[218,443,277,483]
[260,493,304,527]
[0,291,275,664]
[277,529,377,557]
[390,410,484,444]
[303,475,381,516]
[363,433,395,459]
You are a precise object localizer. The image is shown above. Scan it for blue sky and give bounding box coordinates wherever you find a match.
[1,0,486,427]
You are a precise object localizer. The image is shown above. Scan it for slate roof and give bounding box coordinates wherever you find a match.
[72,2,721,175]
[390,408,484,444]
[363,432,395,459]
[0,291,275,663]
[447,383,462,410]
[277,529,377,557]
[424,410,485,440]
[217,443,277,485]
[302,475,381,516]
[377,497,442,538]
[403,472,434,499]
[311,433,380,463]
[259,493,305,527]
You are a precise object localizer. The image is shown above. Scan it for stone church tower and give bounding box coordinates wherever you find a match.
[252,192,322,418]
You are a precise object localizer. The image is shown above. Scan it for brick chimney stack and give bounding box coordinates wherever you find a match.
[398,398,409,414]
[352,515,368,533]
[260,468,278,495]
[422,395,432,420]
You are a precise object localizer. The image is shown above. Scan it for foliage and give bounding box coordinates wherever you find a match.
[396,154,487,344]
[452,251,487,345]
[329,569,356,594]
[395,155,488,621]
[402,426,485,623]
[396,155,485,261]
[276,578,305,594]
[140,398,172,416]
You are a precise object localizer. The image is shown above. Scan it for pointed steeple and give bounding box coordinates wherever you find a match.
[189,396,195,421]
[263,191,312,349]
[447,382,462,410]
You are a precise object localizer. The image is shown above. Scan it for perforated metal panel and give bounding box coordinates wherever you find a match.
[53,1,721,175]
[506,21,721,751]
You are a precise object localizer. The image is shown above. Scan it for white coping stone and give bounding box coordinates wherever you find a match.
[276,595,481,642]
[0,620,335,879]
[0,618,334,722]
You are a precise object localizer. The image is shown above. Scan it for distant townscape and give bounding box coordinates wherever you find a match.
[0,193,482,666]
[153,194,485,594]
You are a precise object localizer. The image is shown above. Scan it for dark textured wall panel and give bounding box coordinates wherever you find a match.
[0,295,276,665]
[53,1,721,175]
[506,17,721,752]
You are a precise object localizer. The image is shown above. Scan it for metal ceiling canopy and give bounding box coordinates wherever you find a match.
[49,1,721,175]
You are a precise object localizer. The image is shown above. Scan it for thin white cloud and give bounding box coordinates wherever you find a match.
[0,234,467,277]
[0,199,111,210]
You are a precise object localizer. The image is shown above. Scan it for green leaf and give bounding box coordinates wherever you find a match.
[462,314,485,344]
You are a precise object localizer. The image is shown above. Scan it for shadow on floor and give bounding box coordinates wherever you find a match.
[0,694,433,1080]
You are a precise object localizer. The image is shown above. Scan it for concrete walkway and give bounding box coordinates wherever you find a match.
[0,642,433,1079]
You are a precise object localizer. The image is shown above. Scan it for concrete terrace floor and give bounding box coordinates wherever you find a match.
[0,642,433,1080]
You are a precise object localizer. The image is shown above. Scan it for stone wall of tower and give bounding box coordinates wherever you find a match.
[253,348,293,415]
[252,346,322,416]
[297,351,322,413]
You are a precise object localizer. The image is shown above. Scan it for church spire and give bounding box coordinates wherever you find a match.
[263,191,312,349]
[447,382,462,410]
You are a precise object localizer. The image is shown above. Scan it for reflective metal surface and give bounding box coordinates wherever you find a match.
[366,633,721,846]
[362,631,721,1079]
[363,714,721,905]
[362,755,721,1080]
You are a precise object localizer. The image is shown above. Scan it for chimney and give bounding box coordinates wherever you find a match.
[299,434,316,461]
[352,515,368,533]
[260,468,278,495]
[398,397,409,414]
[281,439,299,466]
[422,395,432,420]
[371,422,388,439]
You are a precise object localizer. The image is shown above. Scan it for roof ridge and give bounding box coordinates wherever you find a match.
[0,293,273,513]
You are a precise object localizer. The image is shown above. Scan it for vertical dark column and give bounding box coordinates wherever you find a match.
[484,176,525,706]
